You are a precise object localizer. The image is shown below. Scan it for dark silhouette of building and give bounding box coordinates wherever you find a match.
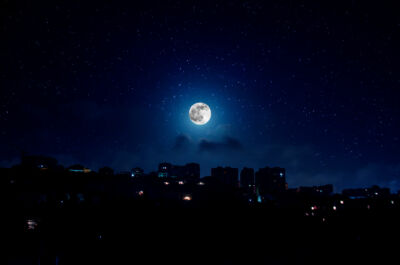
[21,155,58,170]
[240,167,255,190]
[298,184,333,196]
[342,185,390,199]
[131,167,144,177]
[68,164,91,173]
[211,166,239,187]
[98,166,114,176]
[158,162,172,178]
[255,167,286,195]
[157,162,200,181]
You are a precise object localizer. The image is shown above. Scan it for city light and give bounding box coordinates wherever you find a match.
[178,181,184,185]
[340,200,344,205]
[26,219,38,230]
[333,206,337,211]
[138,190,144,196]
[198,181,205,186]
[164,181,170,185]
[183,195,192,201]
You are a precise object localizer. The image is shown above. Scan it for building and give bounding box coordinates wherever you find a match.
[21,155,58,170]
[211,166,239,187]
[255,167,286,195]
[297,184,333,196]
[157,162,200,181]
[240,167,255,190]
[131,167,144,178]
[158,162,172,178]
[342,185,390,199]
[68,164,91,173]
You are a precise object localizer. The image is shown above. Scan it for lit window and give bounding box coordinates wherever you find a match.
[279,172,284,177]
[391,200,395,205]
[333,206,337,211]
[164,181,170,185]
[138,190,144,196]
[178,181,184,185]
[340,200,344,205]
[198,181,205,186]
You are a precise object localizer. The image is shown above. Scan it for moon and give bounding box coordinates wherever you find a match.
[189,102,211,125]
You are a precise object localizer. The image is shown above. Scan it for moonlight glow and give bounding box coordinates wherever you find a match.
[189,103,211,125]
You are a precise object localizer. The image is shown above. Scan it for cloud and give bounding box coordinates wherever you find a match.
[173,134,193,151]
[198,136,243,153]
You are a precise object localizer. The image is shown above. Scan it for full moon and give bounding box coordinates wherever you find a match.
[189,102,211,125]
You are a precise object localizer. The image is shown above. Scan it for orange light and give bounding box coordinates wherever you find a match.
[183,195,192,201]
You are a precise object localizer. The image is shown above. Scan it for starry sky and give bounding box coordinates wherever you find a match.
[1,1,399,192]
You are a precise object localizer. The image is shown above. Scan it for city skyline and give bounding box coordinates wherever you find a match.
[4,154,398,194]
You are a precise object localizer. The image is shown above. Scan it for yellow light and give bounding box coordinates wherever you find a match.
[183,195,192,201]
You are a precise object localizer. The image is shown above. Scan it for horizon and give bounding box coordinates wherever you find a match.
[3,154,396,193]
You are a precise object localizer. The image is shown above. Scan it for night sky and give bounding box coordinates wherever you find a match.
[1,1,399,192]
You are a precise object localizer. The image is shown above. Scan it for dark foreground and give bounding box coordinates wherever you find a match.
[4,200,400,265]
